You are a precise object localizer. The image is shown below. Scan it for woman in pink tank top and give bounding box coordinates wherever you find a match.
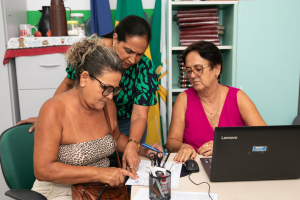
[165,41,266,163]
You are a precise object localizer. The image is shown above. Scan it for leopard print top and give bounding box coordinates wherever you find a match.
[58,134,115,168]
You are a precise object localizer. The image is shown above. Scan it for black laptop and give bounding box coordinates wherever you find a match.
[200,125,300,182]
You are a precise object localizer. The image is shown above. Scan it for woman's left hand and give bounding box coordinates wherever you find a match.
[197,141,214,156]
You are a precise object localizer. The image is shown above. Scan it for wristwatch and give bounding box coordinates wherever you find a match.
[128,139,140,152]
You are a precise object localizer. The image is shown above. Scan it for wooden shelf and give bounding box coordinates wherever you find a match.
[172,46,232,51]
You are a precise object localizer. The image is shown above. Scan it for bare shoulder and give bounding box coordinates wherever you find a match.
[40,96,64,117]
[38,94,66,126]
[174,92,187,110]
[236,89,267,126]
[236,89,252,107]
[176,91,187,104]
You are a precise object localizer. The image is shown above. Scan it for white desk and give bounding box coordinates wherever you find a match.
[131,153,300,200]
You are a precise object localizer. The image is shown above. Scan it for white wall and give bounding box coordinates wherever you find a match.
[26,0,156,10]
[0,0,27,198]
[0,1,14,133]
[0,1,14,198]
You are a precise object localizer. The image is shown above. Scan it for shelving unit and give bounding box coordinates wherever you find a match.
[166,0,239,126]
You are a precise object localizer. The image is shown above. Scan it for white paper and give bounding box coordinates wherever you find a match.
[125,160,182,188]
[133,188,218,200]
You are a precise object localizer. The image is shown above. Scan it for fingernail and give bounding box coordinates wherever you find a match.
[192,157,194,160]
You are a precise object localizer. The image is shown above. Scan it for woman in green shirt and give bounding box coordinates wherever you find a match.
[17,15,161,174]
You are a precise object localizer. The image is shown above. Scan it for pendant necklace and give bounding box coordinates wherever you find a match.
[200,86,222,126]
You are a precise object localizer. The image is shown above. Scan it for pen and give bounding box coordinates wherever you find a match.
[141,143,167,156]
[162,148,172,168]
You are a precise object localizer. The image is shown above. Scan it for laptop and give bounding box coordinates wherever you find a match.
[200,125,300,182]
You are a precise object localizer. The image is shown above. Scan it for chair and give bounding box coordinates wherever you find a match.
[0,124,46,200]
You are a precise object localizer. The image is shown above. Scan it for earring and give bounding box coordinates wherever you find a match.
[81,84,85,87]
[112,44,115,51]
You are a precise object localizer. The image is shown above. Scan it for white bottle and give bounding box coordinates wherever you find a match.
[160,175,169,194]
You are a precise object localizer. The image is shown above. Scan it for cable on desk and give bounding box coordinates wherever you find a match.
[188,173,213,200]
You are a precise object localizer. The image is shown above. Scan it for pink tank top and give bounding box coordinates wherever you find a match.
[183,85,245,150]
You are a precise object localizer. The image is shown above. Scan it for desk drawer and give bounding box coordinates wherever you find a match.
[18,89,56,120]
[16,53,67,89]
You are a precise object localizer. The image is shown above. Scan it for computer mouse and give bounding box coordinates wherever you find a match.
[184,159,199,173]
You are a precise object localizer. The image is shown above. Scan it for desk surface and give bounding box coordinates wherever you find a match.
[131,153,300,200]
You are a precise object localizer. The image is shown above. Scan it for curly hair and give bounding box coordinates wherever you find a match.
[65,36,123,87]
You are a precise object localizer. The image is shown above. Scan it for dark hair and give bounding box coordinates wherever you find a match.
[100,30,114,38]
[182,41,223,79]
[66,37,123,87]
[114,15,152,44]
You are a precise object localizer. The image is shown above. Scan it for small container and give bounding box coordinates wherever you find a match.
[149,170,171,200]
[70,13,86,36]
[67,20,79,36]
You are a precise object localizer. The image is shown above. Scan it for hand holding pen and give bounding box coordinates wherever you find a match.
[141,143,166,156]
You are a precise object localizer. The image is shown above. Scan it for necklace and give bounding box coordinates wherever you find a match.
[199,85,222,126]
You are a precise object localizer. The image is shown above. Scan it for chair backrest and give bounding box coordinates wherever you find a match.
[0,124,36,190]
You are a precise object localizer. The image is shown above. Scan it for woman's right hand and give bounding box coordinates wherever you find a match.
[98,167,139,187]
[16,117,38,133]
[173,143,197,164]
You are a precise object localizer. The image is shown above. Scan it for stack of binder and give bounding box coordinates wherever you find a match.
[174,7,225,46]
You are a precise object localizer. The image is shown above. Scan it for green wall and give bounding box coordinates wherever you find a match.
[236,0,300,125]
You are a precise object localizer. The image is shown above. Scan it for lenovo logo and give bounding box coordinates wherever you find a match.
[221,136,238,140]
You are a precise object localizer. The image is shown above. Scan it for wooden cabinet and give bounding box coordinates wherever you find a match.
[166,0,238,126]
[15,53,67,120]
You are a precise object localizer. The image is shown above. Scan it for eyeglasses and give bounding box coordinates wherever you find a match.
[183,65,209,78]
[89,74,123,96]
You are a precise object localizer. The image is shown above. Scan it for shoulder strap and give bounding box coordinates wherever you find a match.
[103,104,122,168]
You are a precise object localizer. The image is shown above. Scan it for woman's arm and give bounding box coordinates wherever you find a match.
[166,92,197,163]
[34,99,137,186]
[122,105,148,172]
[129,104,149,142]
[54,76,75,96]
[166,92,187,151]
[237,90,267,126]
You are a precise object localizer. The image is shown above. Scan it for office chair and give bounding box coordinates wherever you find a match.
[0,124,46,200]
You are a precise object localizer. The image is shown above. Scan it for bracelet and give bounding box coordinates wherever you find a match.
[128,139,140,152]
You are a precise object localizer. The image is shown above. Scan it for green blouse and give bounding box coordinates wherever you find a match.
[66,54,159,120]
